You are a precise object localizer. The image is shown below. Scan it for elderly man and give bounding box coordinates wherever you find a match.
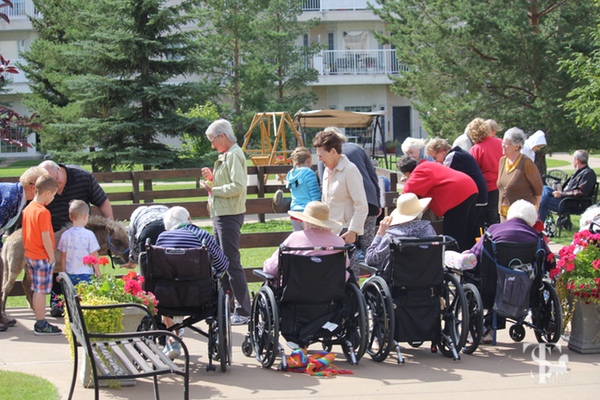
[538,150,597,222]
[39,160,114,317]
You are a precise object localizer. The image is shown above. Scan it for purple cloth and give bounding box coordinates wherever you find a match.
[469,218,551,261]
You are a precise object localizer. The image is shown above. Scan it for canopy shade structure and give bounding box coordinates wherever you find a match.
[293,109,385,129]
[293,109,388,167]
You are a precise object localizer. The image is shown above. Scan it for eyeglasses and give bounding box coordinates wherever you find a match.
[208,134,222,143]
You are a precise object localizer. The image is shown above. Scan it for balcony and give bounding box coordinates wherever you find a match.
[1,0,41,20]
[302,0,381,11]
[309,49,407,77]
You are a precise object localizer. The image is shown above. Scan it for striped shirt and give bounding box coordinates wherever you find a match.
[46,165,108,231]
[155,225,229,273]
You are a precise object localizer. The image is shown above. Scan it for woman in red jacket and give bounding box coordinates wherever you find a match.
[398,156,479,251]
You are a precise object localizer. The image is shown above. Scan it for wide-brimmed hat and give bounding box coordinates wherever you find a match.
[390,193,432,225]
[288,201,342,231]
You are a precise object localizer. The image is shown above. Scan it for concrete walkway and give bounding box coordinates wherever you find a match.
[1,307,599,400]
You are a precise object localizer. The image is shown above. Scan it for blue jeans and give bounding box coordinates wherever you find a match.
[539,185,563,221]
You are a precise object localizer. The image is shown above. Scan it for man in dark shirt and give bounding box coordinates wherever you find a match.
[539,150,597,221]
[39,160,113,316]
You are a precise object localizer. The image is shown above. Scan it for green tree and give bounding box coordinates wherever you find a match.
[560,0,600,148]
[251,0,320,114]
[21,0,208,171]
[374,0,599,149]
[197,0,319,135]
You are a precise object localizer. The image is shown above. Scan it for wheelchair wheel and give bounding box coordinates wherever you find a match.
[437,272,468,359]
[462,283,483,355]
[361,276,394,362]
[341,283,368,364]
[249,286,279,368]
[509,324,526,342]
[532,280,563,344]
[217,289,231,372]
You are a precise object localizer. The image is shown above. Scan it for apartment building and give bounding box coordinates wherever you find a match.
[300,0,425,147]
[0,0,426,159]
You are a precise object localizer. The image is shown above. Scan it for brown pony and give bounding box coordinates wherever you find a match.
[1,215,129,319]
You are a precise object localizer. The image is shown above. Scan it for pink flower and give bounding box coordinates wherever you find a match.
[593,260,600,271]
[82,255,99,266]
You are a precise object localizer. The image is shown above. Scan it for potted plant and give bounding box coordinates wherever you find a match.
[380,140,399,154]
[63,256,159,387]
[550,230,600,353]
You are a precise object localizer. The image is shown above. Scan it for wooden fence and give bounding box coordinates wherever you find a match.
[4,165,399,295]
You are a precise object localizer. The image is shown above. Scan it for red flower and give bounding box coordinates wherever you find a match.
[82,255,99,266]
[98,257,110,265]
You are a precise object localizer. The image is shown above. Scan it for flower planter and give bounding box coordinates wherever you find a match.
[568,300,600,354]
[79,307,147,388]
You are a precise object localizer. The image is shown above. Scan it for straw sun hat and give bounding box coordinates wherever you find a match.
[390,193,432,225]
[288,201,342,231]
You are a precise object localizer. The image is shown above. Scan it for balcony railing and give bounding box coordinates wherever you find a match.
[1,59,28,84]
[309,49,407,76]
[1,0,41,19]
[302,0,381,11]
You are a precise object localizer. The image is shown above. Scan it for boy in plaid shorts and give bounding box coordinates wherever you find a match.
[22,174,61,335]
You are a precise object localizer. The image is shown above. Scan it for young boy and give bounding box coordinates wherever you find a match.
[57,200,101,286]
[22,174,61,335]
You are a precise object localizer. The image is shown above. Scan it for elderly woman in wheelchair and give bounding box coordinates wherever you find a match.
[242,201,368,369]
[447,200,560,351]
[153,206,229,362]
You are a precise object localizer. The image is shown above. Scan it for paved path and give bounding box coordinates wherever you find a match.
[1,307,599,399]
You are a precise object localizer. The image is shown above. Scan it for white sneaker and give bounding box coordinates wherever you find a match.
[482,330,494,344]
[230,314,250,325]
[163,341,181,360]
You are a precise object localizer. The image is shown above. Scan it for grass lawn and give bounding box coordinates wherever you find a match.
[0,371,59,400]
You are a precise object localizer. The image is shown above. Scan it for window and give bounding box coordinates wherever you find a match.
[344,106,372,139]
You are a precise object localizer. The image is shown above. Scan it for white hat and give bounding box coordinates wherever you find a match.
[390,193,432,225]
[288,201,342,231]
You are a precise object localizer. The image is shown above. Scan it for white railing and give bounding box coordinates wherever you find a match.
[1,0,40,19]
[1,59,28,84]
[302,0,381,11]
[309,49,407,76]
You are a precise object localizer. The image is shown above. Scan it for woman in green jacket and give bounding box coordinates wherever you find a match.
[200,119,251,325]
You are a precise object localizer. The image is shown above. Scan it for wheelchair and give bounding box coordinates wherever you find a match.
[141,243,231,372]
[361,236,468,363]
[459,232,562,349]
[241,244,368,369]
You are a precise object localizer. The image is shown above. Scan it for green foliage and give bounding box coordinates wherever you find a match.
[21,0,209,171]
[177,102,220,165]
[0,371,59,400]
[373,0,600,151]
[197,0,319,134]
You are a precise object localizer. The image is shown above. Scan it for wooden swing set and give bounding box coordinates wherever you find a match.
[241,111,304,168]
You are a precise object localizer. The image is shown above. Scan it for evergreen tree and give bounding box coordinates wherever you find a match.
[374,0,599,149]
[21,0,208,170]
[251,0,320,114]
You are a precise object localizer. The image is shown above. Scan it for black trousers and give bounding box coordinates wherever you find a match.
[443,193,478,252]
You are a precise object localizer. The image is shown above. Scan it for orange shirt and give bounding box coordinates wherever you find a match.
[22,201,55,260]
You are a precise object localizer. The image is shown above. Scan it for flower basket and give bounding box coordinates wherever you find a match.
[551,230,600,353]
[380,140,399,155]
[62,257,159,387]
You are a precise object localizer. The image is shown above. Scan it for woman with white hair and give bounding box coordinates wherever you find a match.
[154,206,229,360]
[200,118,251,325]
[579,204,600,232]
[401,137,433,162]
[497,128,543,222]
[466,200,552,265]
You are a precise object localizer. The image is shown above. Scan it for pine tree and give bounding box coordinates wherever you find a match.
[21,0,208,170]
[374,0,599,149]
